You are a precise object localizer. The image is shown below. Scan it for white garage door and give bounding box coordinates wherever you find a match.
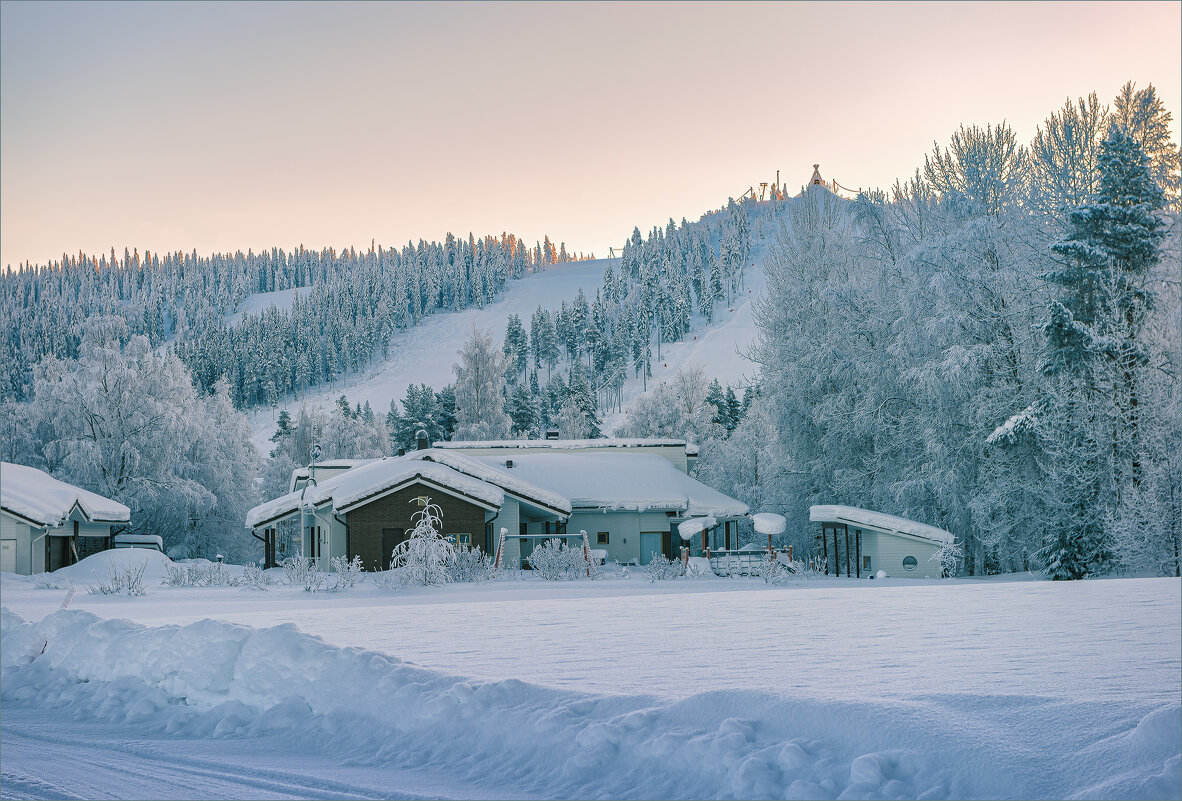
[1,539,16,573]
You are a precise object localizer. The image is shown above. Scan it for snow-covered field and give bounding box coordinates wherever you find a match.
[2,551,1178,800]
[246,255,765,452]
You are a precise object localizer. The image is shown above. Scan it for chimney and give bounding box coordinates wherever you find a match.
[416,429,429,450]
[545,430,560,440]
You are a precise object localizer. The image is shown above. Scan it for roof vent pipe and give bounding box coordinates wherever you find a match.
[505,459,514,469]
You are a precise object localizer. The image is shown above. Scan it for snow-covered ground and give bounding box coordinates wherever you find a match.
[246,254,766,452]
[2,551,1179,799]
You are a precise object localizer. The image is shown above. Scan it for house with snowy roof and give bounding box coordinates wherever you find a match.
[245,439,748,571]
[809,505,953,579]
[0,462,131,575]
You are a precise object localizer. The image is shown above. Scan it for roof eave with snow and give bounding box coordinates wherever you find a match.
[808,505,953,545]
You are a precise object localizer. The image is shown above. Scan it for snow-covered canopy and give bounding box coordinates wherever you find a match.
[808,505,952,545]
[752,513,786,536]
[0,462,130,527]
[677,515,717,540]
[472,453,749,517]
[247,456,506,528]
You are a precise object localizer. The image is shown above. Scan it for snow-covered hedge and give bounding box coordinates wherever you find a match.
[528,538,594,581]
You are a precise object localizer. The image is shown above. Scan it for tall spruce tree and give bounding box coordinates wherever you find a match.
[1038,129,1166,578]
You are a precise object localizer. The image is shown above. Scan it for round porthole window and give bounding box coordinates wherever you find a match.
[902,555,918,571]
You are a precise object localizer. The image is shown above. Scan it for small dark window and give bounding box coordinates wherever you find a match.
[597,532,609,545]
[903,555,918,571]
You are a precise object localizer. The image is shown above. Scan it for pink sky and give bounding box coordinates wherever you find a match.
[1,1,1179,269]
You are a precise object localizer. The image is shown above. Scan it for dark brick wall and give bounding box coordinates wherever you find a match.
[76,535,111,561]
[346,483,488,571]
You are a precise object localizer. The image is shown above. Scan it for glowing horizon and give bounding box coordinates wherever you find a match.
[1,0,1179,269]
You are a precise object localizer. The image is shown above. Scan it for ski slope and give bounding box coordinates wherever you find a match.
[246,252,767,452]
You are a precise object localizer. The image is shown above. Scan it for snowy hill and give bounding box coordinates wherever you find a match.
[248,246,769,452]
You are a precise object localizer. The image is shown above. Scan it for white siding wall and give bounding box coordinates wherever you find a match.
[496,498,520,555]
[868,531,941,578]
[1,511,31,575]
[568,511,643,563]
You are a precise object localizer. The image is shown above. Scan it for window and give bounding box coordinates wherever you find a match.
[903,555,918,571]
[457,533,471,547]
[597,532,610,545]
[863,555,871,570]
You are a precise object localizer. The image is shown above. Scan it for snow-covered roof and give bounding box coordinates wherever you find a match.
[246,447,747,528]
[434,438,688,451]
[247,456,505,528]
[471,452,749,517]
[0,462,130,527]
[808,505,952,545]
[407,450,571,515]
[289,459,379,492]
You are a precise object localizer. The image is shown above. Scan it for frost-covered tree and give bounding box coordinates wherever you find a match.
[1030,129,1168,578]
[1110,81,1181,206]
[452,326,512,440]
[615,364,723,446]
[11,317,259,559]
[390,499,456,585]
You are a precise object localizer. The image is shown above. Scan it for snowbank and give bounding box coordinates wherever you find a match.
[40,548,178,586]
[2,607,1176,800]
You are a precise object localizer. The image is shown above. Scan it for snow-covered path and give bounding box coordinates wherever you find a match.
[0,708,518,800]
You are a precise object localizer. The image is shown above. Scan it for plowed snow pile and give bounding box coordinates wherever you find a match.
[1,570,1179,800]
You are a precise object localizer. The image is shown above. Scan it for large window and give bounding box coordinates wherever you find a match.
[902,555,918,571]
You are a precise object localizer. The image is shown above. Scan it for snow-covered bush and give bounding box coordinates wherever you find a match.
[930,540,964,578]
[449,547,493,583]
[601,560,632,579]
[240,562,272,590]
[756,555,792,585]
[645,553,680,582]
[163,560,238,588]
[283,555,315,585]
[89,561,147,596]
[326,556,363,591]
[282,555,325,591]
[528,538,587,581]
[390,500,455,586]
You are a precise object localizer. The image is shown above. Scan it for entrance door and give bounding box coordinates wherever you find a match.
[47,536,71,572]
[640,532,663,565]
[1,540,15,573]
[381,528,405,570]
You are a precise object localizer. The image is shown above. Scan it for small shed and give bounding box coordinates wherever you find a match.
[808,505,952,579]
